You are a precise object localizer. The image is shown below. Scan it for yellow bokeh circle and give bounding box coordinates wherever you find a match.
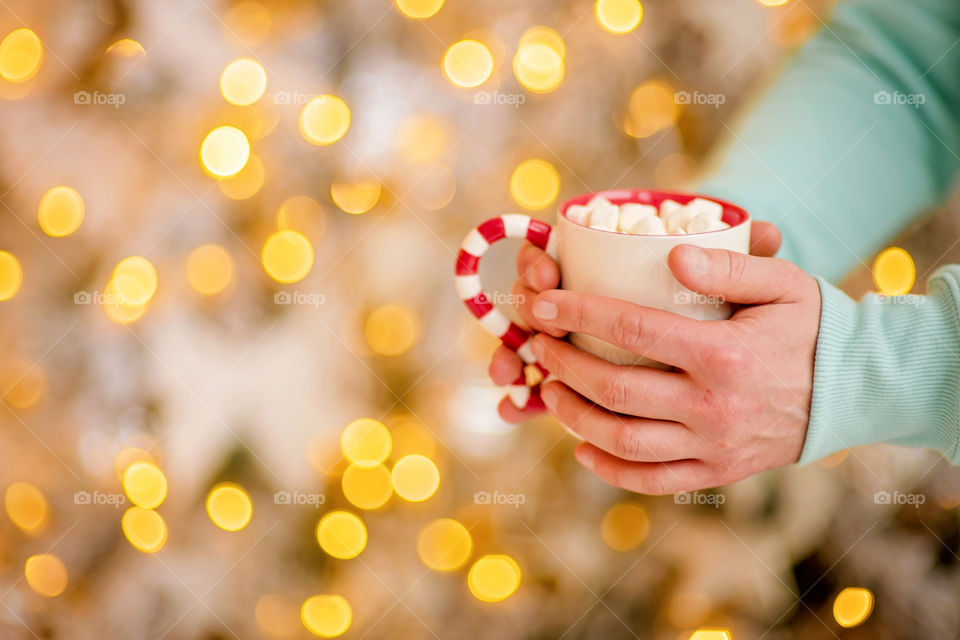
[261,230,314,283]
[873,247,915,296]
[365,305,418,356]
[467,554,521,602]
[186,244,234,295]
[0,28,43,83]
[340,418,392,464]
[513,43,564,94]
[4,481,49,534]
[111,256,158,308]
[626,79,679,138]
[206,482,253,531]
[442,40,494,88]
[316,510,367,559]
[122,507,168,553]
[24,554,67,597]
[341,462,392,510]
[299,95,351,146]
[0,251,23,301]
[391,454,439,502]
[510,159,560,210]
[600,502,649,551]
[38,186,84,237]
[417,518,472,571]
[220,58,268,106]
[595,0,644,34]
[218,153,265,200]
[301,595,352,638]
[330,179,381,215]
[122,461,168,509]
[200,126,251,177]
[395,0,444,19]
[833,587,874,628]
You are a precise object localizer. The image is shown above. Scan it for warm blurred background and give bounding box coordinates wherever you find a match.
[0,0,958,638]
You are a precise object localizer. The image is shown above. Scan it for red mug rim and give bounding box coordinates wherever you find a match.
[558,189,749,236]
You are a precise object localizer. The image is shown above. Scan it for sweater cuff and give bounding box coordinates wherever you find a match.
[799,273,960,465]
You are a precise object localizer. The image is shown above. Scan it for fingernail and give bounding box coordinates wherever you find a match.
[533,298,557,320]
[575,448,595,471]
[683,245,708,276]
[541,385,557,411]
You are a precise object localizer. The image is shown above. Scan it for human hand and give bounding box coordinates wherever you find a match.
[488,222,822,494]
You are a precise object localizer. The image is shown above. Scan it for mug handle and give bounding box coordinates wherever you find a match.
[455,214,558,411]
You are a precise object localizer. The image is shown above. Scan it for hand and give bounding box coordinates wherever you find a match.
[489,222,823,494]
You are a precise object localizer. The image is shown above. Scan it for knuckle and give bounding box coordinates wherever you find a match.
[725,251,747,285]
[702,344,746,372]
[610,313,645,352]
[613,426,644,460]
[699,388,743,429]
[598,373,631,410]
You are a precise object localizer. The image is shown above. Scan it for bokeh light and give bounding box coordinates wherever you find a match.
[510,159,560,210]
[200,126,251,177]
[114,447,155,479]
[316,510,367,559]
[340,418,392,464]
[688,631,732,640]
[519,26,566,58]
[299,95,351,145]
[391,454,440,502]
[601,502,649,551]
[513,42,564,94]
[122,461,168,509]
[396,114,451,164]
[0,251,23,301]
[417,518,473,571]
[0,28,43,83]
[442,40,494,88]
[4,482,49,534]
[873,247,915,296]
[206,482,253,531]
[595,0,644,34]
[121,507,168,553]
[625,79,679,138]
[220,58,268,106]
[395,0,444,19]
[365,305,418,356]
[467,554,521,602]
[330,178,381,214]
[111,256,158,307]
[301,595,352,638]
[0,360,45,408]
[186,244,234,295]
[389,417,437,459]
[218,153,265,200]
[37,186,84,237]
[223,1,272,47]
[106,38,146,58]
[276,195,325,239]
[24,554,67,597]
[261,230,314,283]
[341,462,392,510]
[833,587,874,628]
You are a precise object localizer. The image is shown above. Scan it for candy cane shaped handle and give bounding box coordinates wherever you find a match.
[455,214,557,411]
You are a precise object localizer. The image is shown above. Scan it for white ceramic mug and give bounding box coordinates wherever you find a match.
[455,188,751,410]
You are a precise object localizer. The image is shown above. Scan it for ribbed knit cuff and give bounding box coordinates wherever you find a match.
[799,272,960,465]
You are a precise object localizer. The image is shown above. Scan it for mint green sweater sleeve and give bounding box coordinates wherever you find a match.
[696,0,960,462]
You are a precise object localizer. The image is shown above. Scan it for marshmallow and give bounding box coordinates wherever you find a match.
[626,214,667,235]
[586,197,619,231]
[687,197,724,221]
[662,205,696,234]
[618,203,657,232]
[659,199,685,217]
[686,212,730,233]
[565,204,591,225]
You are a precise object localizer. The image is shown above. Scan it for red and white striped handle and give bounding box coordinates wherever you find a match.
[455,215,557,411]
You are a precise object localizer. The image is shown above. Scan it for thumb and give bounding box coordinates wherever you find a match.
[668,244,803,304]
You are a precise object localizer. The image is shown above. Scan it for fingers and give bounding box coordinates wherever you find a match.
[488,344,523,385]
[668,245,805,305]
[497,395,544,423]
[574,443,716,495]
[532,335,697,421]
[517,243,559,291]
[541,381,701,462]
[529,290,713,370]
[513,280,566,338]
[749,221,781,258]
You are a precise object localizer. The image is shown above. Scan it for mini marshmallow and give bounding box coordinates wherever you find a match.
[618,203,657,232]
[662,205,696,234]
[587,198,619,231]
[686,212,730,233]
[565,204,591,225]
[659,199,685,217]
[626,214,667,235]
[687,197,724,221]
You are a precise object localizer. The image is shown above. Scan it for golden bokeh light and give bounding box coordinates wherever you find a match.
[758,0,790,6]
[417,518,472,571]
[391,454,440,502]
[365,305,418,356]
[601,502,650,551]
[38,186,84,237]
[220,58,268,106]
[301,595,352,638]
[0,28,43,83]
[186,244,234,296]
[4,482,49,534]
[341,461,392,510]
[513,42,564,93]
[625,79,679,138]
[299,95,351,146]
[395,0,444,19]
[256,594,301,637]
[111,256,158,307]
[0,360,46,409]
[24,554,67,597]
[103,279,148,324]
[390,417,437,459]
[467,554,521,602]
[122,507,168,553]
[223,1,272,47]
[520,26,565,59]
[276,195,325,239]
[261,229,314,283]
[0,251,23,301]
[341,418,392,464]
[396,114,451,164]
[510,159,560,210]
[442,40,494,88]
[595,0,644,34]
[114,447,155,479]
[122,461,168,509]
[200,125,251,177]
[206,482,253,531]
[316,510,368,559]
[833,587,874,628]
[106,38,146,58]
[218,153,265,200]
[688,630,732,640]
[873,246,915,296]
[330,178,381,215]
[409,164,457,210]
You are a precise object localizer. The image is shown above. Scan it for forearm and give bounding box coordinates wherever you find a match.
[801,265,960,463]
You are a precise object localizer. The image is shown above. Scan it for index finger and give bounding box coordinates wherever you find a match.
[517,243,559,292]
[530,289,715,371]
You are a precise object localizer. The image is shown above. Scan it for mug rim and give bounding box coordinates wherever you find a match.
[558,188,750,237]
